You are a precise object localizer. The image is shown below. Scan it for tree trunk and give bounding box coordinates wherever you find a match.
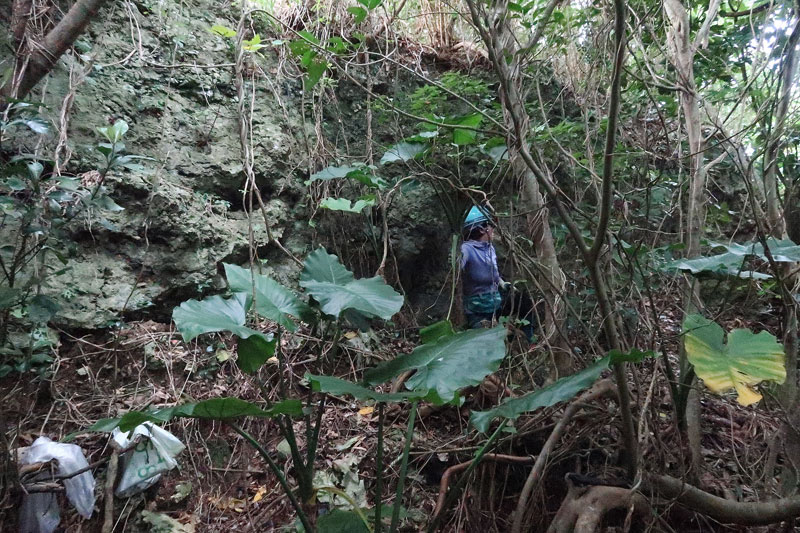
[491,0,571,377]
[663,0,712,479]
[2,0,110,104]
[769,10,800,498]
[765,13,800,238]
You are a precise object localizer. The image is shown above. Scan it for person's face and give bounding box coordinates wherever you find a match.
[485,226,494,241]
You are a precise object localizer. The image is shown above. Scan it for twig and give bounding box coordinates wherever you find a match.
[432,454,534,518]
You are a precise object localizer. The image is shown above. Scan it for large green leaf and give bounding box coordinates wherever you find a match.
[306,165,388,189]
[319,197,375,213]
[300,248,403,320]
[317,509,370,533]
[419,319,455,344]
[364,326,507,404]
[470,349,650,432]
[301,247,354,285]
[307,374,423,402]
[307,165,360,183]
[667,238,800,279]
[683,314,785,406]
[347,6,368,24]
[224,264,312,331]
[94,398,304,432]
[237,335,277,374]
[172,292,268,342]
[452,113,483,146]
[380,142,427,164]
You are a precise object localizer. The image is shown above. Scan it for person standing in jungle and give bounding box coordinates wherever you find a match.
[460,205,511,328]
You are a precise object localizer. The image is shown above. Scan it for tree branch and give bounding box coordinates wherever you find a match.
[2,0,111,103]
[720,1,773,18]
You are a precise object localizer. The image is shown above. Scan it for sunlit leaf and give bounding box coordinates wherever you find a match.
[112,397,303,432]
[209,24,236,38]
[452,113,482,145]
[357,0,383,9]
[319,197,375,213]
[305,58,328,89]
[683,314,785,406]
[667,238,800,279]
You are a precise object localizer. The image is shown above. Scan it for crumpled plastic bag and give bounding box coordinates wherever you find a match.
[19,436,96,533]
[112,423,185,497]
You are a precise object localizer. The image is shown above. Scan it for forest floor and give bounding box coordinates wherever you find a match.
[0,306,787,532]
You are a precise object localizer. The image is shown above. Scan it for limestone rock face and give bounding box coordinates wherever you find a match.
[4,0,310,328]
[3,0,456,329]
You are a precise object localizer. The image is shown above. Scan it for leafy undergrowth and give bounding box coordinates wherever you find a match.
[0,310,785,532]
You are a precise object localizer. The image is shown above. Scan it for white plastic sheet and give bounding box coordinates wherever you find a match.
[19,436,96,533]
[112,423,185,497]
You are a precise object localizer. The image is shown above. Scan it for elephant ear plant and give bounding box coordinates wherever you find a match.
[84,246,652,532]
[83,247,510,532]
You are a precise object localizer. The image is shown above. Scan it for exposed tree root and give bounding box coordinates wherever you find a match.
[647,474,800,526]
[546,477,651,533]
[511,379,615,533]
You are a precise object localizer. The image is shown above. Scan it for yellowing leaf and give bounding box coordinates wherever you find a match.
[357,406,374,416]
[208,495,246,512]
[252,486,268,503]
[344,331,358,339]
[683,314,786,406]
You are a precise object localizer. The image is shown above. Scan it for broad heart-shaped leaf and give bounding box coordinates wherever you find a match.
[301,247,354,285]
[306,374,423,403]
[452,113,483,145]
[172,292,268,342]
[470,349,651,432]
[237,335,277,374]
[224,263,312,331]
[380,142,427,164]
[300,248,403,320]
[667,238,800,279]
[419,319,455,344]
[317,509,370,533]
[319,197,375,213]
[94,398,304,433]
[307,165,360,183]
[683,314,786,406]
[347,6,368,24]
[364,326,507,405]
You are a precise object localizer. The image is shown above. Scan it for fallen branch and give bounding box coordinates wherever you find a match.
[101,447,119,533]
[647,474,800,526]
[432,454,535,519]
